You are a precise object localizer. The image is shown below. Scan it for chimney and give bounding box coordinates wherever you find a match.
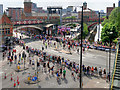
[113,3,115,8]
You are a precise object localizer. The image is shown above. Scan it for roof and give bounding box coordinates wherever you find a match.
[45,24,54,27]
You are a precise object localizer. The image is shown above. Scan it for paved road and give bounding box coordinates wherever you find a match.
[25,39,115,70]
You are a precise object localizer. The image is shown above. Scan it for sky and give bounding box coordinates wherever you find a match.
[0,0,119,12]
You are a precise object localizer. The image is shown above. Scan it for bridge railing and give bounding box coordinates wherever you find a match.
[110,41,119,89]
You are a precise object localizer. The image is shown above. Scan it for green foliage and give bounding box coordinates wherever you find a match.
[101,18,109,26]
[101,23,119,43]
[101,7,120,43]
[83,23,88,39]
[63,16,76,19]
[113,38,118,44]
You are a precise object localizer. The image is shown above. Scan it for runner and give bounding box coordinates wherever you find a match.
[77,48,79,54]
[63,68,66,79]
[47,61,50,72]
[14,54,17,64]
[71,68,74,78]
[60,67,62,78]
[56,71,60,81]
[43,62,46,73]
[3,52,5,60]
[51,66,54,75]
[77,71,80,79]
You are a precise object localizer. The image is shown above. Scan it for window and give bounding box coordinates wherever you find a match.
[8,28,10,34]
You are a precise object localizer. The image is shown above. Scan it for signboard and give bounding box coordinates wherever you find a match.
[32,77,37,81]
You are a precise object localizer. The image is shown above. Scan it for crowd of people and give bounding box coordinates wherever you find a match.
[18,36,110,80]
[2,33,111,82]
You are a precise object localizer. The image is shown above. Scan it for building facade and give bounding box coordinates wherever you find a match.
[32,3,37,12]
[0,4,3,15]
[22,0,60,20]
[0,13,13,44]
[67,6,73,12]
[106,3,115,17]
[6,7,23,20]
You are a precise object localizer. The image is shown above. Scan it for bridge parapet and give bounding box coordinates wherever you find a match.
[13,19,44,26]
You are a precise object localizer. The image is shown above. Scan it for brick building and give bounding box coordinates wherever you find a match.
[78,2,98,22]
[22,0,60,20]
[0,12,13,43]
[6,7,23,20]
[106,3,115,17]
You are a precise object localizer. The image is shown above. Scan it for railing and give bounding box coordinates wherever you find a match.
[110,42,119,89]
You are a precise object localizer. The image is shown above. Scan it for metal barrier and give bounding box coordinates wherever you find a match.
[110,42,119,89]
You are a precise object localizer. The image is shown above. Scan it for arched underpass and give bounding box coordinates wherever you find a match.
[13,25,43,35]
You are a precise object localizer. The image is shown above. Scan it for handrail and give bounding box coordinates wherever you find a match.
[110,42,119,89]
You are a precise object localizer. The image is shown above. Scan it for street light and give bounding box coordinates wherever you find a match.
[73,5,83,88]
[98,11,100,42]
[109,31,113,82]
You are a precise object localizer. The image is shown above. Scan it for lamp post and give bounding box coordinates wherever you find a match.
[72,5,83,88]
[80,5,83,88]
[109,32,113,82]
[98,12,100,42]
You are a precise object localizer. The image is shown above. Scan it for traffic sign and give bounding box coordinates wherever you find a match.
[32,77,37,81]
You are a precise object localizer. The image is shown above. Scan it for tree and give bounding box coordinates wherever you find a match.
[83,23,88,39]
[101,7,120,43]
[101,23,119,43]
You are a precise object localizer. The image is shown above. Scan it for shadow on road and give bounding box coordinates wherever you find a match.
[64,78,68,84]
